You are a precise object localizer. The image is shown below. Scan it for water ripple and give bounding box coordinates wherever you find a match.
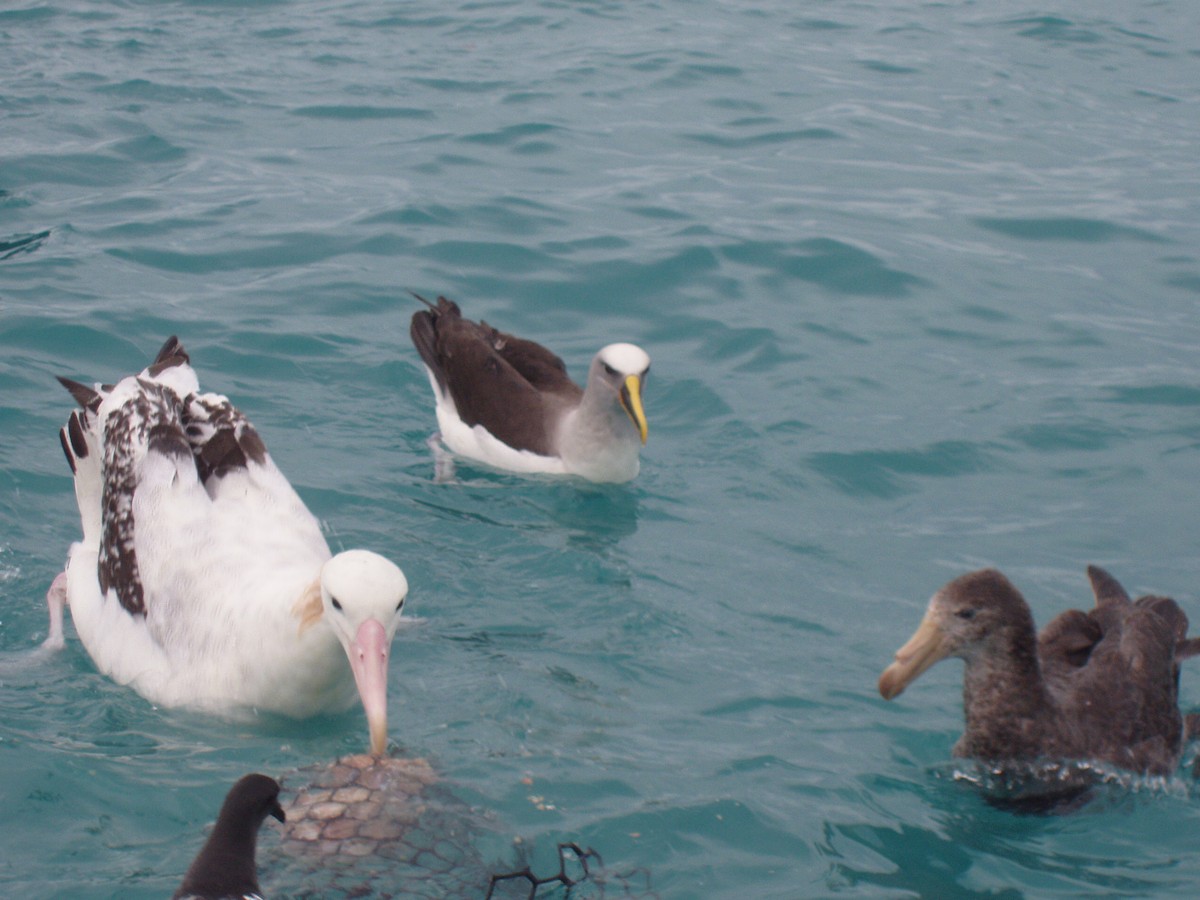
[808,441,1000,499]
[0,229,51,260]
[974,216,1168,243]
[720,238,926,296]
[5,1,1200,897]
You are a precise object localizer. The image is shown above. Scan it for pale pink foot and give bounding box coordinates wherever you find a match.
[42,571,67,650]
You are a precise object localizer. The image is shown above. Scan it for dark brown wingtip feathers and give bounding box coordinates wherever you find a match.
[57,379,100,473]
[57,337,188,410]
[1177,637,1200,660]
[1086,565,1132,608]
[1087,565,1191,647]
[408,291,460,316]
[59,425,77,474]
[57,376,102,412]
[147,335,190,377]
[409,294,463,394]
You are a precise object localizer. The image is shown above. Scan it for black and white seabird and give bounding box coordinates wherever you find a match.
[409,295,650,483]
[173,773,285,900]
[45,337,408,755]
[879,566,1193,777]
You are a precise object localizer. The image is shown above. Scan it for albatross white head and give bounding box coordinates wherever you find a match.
[592,342,650,445]
[319,550,409,755]
[557,342,651,482]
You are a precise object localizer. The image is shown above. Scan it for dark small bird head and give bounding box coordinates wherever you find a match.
[173,774,285,900]
[227,773,286,826]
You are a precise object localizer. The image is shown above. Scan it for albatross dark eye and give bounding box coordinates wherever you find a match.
[331,597,343,612]
[956,608,976,620]
[396,598,405,612]
[602,362,618,377]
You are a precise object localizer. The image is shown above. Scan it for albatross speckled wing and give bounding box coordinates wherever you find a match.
[57,336,324,623]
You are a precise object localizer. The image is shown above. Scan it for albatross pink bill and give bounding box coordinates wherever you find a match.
[348,618,390,756]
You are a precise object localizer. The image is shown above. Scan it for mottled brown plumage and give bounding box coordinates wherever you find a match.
[57,337,271,616]
[879,566,1193,777]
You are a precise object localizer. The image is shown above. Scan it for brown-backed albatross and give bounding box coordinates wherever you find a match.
[409,294,650,483]
[879,566,1196,778]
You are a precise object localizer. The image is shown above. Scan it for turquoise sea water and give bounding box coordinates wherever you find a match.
[3,0,1200,896]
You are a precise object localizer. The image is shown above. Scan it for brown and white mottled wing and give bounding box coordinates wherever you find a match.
[100,379,193,615]
[183,392,270,486]
[58,337,325,626]
[58,338,198,616]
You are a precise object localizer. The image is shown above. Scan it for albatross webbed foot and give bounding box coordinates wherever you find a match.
[427,432,456,484]
[42,571,67,651]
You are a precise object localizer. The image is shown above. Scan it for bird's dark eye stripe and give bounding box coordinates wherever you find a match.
[603,362,617,376]
[396,598,405,611]
[956,608,976,620]
[331,597,343,611]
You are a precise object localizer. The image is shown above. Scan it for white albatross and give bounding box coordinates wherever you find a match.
[45,337,408,754]
[409,294,650,483]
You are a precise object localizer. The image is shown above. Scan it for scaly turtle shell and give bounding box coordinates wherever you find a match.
[263,754,488,899]
[280,754,437,857]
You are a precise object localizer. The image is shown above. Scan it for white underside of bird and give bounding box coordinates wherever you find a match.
[61,460,346,717]
[420,353,648,483]
[425,369,570,477]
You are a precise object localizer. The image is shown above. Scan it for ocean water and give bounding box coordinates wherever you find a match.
[3,0,1200,896]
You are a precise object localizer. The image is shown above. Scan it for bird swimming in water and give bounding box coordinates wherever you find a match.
[173,773,285,900]
[409,294,650,483]
[47,337,408,755]
[879,566,1195,779]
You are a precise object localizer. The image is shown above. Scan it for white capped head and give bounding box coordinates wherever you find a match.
[597,342,650,377]
[592,343,651,444]
[319,550,409,755]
